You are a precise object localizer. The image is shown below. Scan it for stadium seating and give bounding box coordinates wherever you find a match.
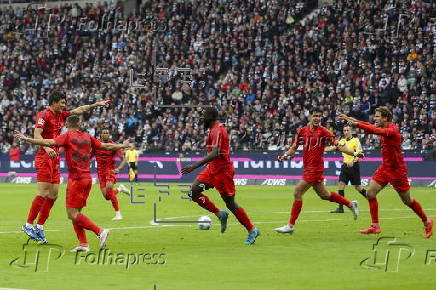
[0,0,434,156]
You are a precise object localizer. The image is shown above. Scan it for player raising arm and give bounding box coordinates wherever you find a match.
[95,128,130,221]
[181,107,260,245]
[275,108,363,234]
[339,107,433,238]
[15,115,130,251]
[23,91,110,243]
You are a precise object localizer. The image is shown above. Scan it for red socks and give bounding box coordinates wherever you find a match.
[73,221,88,246]
[37,197,56,225]
[107,189,120,211]
[409,199,427,223]
[194,194,219,214]
[289,200,303,226]
[74,213,102,236]
[232,207,254,232]
[368,198,379,224]
[329,192,352,207]
[27,195,45,224]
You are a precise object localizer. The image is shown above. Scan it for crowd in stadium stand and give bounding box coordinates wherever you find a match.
[0,0,434,158]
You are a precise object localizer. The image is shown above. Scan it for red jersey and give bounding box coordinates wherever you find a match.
[95,140,123,174]
[54,130,102,179]
[35,108,71,156]
[357,121,406,170]
[294,125,335,171]
[206,122,232,174]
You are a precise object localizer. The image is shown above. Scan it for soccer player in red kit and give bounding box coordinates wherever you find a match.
[275,108,362,234]
[95,128,129,220]
[15,115,129,252]
[181,107,260,245]
[23,92,111,243]
[340,107,433,238]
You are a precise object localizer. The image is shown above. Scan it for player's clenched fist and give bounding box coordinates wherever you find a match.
[277,154,292,162]
[181,165,196,175]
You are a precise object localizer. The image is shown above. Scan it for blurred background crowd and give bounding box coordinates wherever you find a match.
[0,0,434,159]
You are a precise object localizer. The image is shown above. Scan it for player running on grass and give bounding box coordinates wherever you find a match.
[181,107,260,245]
[275,108,363,234]
[339,107,433,238]
[15,115,130,252]
[95,128,130,221]
[23,91,111,243]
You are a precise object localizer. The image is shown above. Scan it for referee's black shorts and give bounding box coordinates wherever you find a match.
[129,162,137,170]
[339,162,361,185]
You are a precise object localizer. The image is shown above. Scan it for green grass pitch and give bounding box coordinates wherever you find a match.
[1,183,436,289]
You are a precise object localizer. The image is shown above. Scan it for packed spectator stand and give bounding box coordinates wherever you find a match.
[0,0,434,159]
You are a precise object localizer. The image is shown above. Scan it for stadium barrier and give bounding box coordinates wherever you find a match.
[1,153,435,187]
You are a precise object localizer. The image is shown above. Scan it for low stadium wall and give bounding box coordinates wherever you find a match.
[1,153,435,187]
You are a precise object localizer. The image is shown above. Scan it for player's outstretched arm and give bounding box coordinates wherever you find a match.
[14,133,56,146]
[324,145,337,152]
[181,146,220,175]
[338,114,394,137]
[101,141,130,151]
[277,144,297,162]
[34,127,56,159]
[354,121,395,137]
[71,100,110,115]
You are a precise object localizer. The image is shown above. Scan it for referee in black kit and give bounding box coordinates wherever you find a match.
[327,125,367,213]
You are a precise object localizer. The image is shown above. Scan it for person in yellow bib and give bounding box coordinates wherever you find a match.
[327,125,367,213]
[124,143,139,183]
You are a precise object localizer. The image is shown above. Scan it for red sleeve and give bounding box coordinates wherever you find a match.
[293,128,303,147]
[62,110,71,121]
[90,136,102,150]
[35,111,47,129]
[357,121,395,137]
[323,128,336,145]
[211,127,223,147]
[54,132,68,147]
[116,150,124,158]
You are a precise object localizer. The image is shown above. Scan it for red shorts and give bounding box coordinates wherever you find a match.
[66,178,92,208]
[302,169,324,185]
[35,154,60,184]
[196,166,235,196]
[372,166,410,192]
[98,171,116,189]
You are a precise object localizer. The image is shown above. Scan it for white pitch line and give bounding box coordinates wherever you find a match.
[273,208,436,214]
[1,214,435,235]
[0,288,28,290]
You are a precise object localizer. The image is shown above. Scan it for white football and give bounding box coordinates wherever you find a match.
[198,215,212,230]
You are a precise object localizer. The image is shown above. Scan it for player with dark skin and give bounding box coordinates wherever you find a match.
[181,111,238,213]
[181,108,260,245]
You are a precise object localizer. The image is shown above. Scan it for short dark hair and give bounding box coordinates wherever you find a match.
[101,128,110,133]
[66,115,80,127]
[49,91,66,105]
[375,106,393,121]
[204,107,218,120]
[310,108,323,115]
